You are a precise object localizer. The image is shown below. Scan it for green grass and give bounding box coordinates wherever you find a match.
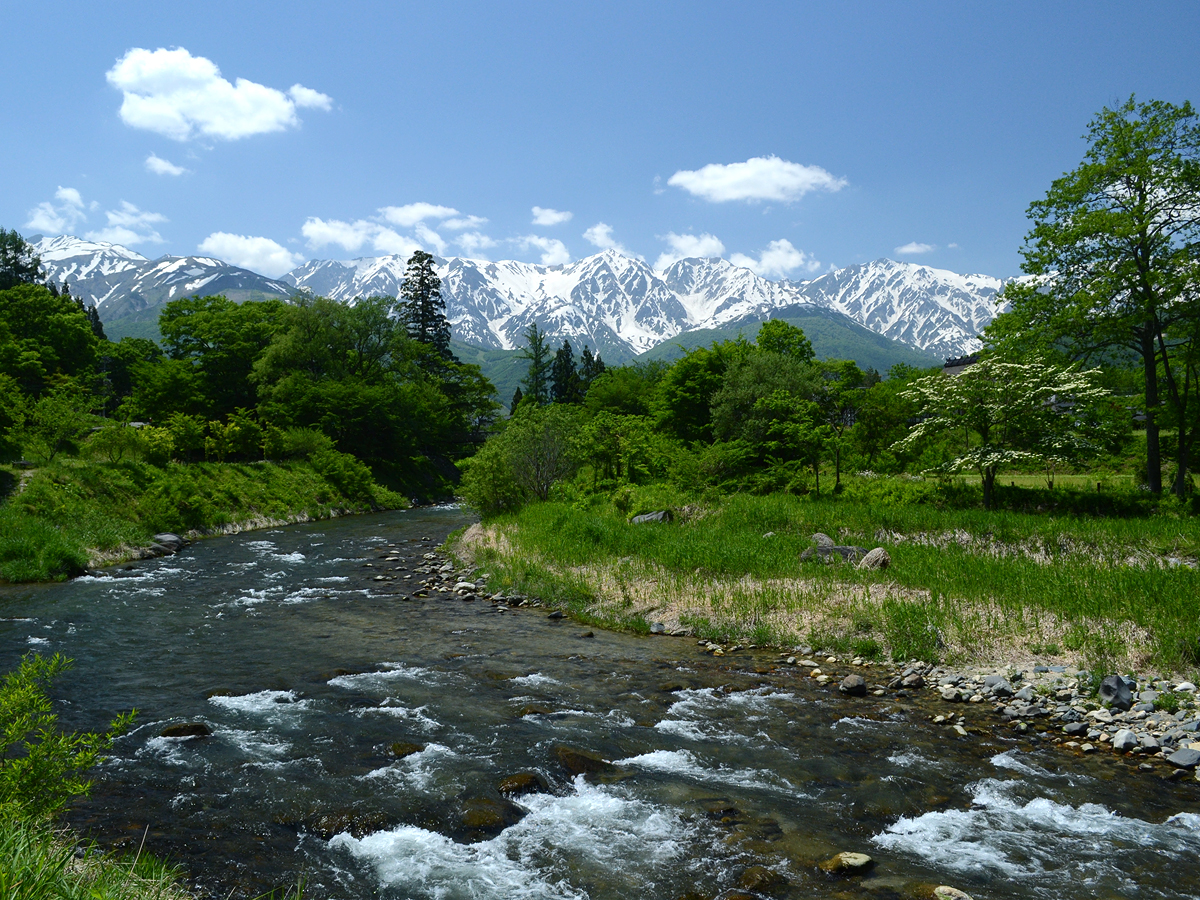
[0,816,189,900]
[458,486,1200,674]
[0,458,408,582]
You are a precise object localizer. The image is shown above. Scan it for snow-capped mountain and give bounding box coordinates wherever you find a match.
[32,235,294,323]
[792,260,1008,360]
[30,235,1008,359]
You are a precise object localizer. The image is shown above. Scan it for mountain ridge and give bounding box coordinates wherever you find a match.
[31,235,1008,361]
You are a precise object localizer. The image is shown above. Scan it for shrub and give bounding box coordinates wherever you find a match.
[0,654,132,820]
[166,413,205,461]
[310,448,376,503]
[138,426,175,467]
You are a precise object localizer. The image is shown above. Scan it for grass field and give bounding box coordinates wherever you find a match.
[454,485,1200,678]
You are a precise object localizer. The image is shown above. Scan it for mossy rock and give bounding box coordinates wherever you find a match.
[160,722,212,738]
[390,741,425,759]
[498,771,548,797]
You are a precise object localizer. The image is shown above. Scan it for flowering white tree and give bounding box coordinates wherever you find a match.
[892,356,1111,508]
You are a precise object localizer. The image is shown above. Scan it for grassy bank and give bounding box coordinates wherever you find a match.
[0,456,407,582]
[452,487,1200,676]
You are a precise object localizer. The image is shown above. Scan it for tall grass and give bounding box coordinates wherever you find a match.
[464,490,1200,673]
[0,458,407,582]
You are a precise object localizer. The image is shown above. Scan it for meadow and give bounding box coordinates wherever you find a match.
[455,478,1200,679]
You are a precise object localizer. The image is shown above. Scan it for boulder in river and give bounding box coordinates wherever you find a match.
[839,674,868,697]
[1167,748,1200,769]
[498,772,548,797]
[1111,729,1139,753]
[737,865,788,894]
[1099,674,1134,711]
[390,741,424,759]
[160,722,212,738]
[933,888,975,900]
[554,745,619,778]
[819,851,874,874]
[457,796,526,840]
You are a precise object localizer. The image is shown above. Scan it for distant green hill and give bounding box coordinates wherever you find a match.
[636,307,941,373]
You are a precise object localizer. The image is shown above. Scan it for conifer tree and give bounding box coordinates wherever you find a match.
[0,229,43,291]
[400,250,451,359]
[519,323,552,405]
[579,345,606,390]
[510,386,523,411]
[550,338,582,403]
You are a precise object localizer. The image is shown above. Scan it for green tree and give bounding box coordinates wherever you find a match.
[893,356,1110,508]
[655,341,746,444]
[817,359,866,490]
[756,318,815,362]
[519,323,552,405]
[0,230,42,291]
[0,284,100,397]
[579,345,606,389]
[21,382,94,463]
[159,295,285,418]
[509,386,524,412]
[550,338,582,403]
[987,97,1200,497]
[584,361,667,417]
[400,251,451,359]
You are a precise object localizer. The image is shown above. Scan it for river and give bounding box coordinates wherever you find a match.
[1,506,1198,899]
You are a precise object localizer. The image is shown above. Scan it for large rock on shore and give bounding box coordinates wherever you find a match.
[1100,674,1134,711]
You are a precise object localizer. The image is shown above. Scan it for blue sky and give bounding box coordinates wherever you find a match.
[4,1,1199,280]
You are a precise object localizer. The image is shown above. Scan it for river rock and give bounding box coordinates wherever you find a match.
[819,851,874,874]
[1014,685,1037,702]
[933,888,975,900]
[458,796,525,839]
[983,675,1014,698]
[812,533,835,549]
[1140,734,1161,752]
[390,741,424,758]
[309,809,391,839]
[1167,748,1200,769]
[160,722,212,738]
[1176,682,1198,693]
[498,772,548,797]
[1100,674,1134,711]
[857,547,891,570]
[631,510,671,524]
[839,674,868,697]
[737,865,787,894]
[902,673,925,689]
[650,622,666,634]
[152,533,188,551]
[554,745,619,777]
[1111,729,1139,752]
[940,687,962,702]
[1063,722,1088,737]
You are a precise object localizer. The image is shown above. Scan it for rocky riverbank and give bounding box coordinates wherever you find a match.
[436,539,1200,788]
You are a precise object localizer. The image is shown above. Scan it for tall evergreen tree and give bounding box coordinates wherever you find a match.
[509,386,524,412]
[400,250,451,359]
[579,345,606,390]
[550,338,582,403]
[519,323,552,405]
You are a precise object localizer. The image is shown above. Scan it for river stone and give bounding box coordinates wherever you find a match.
[983,675,1014,698]
[498,772,548,797]
[1140,734,1161,752]
[458,796,525,839]
[1100,674,1134,711]
[819,851,874,874]
[390,741,424,759]
[1167,748,1200,769]
[1063,722,1088,737]
[650,622,666,634]
[940,687,962,702]
[857,547,891,570]
[737,865,788,894]
[310,809,391,839]
[934,888,975,900]
[839,674,868,697]
[630,510,671,524]
[1111,729,1139,752]
[152,532,187,550]
[902,673,925,689]
[554,745,619,777]
[812,532,835,549]
[160,722,211,738]
[1014,685,1037,702]
[1177,682,1198,692]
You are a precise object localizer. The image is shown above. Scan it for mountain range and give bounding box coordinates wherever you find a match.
[30,234,1012,363]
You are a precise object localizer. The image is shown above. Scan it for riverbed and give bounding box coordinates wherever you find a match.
[1,506,1198,899]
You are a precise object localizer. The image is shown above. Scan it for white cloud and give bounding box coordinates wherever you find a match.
[455,231,497,257]
[895,241,936,255]
[730,239,819,278]
[532,206,573,226]
[948,242,960,249]
[442,215,487,231]
[370,228,422,258]
[288,84,333,110]
[145,153,188,176]
[379,202,460,228]
[582,222,639,258]
[653,231,725,270]
[414,223,448,256]
[106,47,332,141]
[667,155,846,203]
[85,200,167,245]
[301,216,375,253]
[25,186,87,233]
[517,235,571,266]
[198,232,304,277]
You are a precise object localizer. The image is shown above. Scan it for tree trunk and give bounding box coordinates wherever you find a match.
[1142,329,1163,493]
[982,467,996,510]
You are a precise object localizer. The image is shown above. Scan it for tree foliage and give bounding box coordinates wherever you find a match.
[893,356,1111,508]
[987,96,1200,496]
[0,230,42,292]
[400,250,451,360]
